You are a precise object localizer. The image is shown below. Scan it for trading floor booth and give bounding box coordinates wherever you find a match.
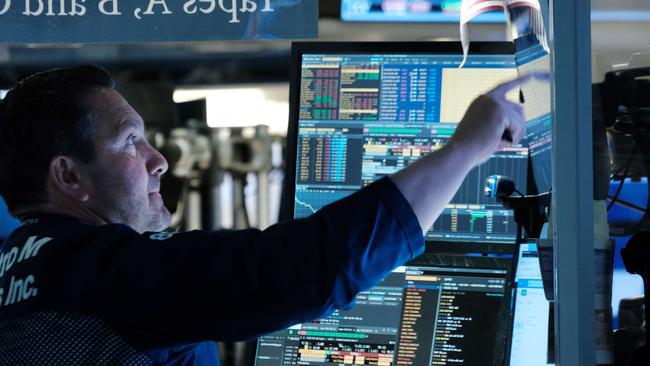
[247,39,554,366]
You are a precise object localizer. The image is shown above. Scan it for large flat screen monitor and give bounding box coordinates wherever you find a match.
[283,42,533,243]
[341,0,506,23]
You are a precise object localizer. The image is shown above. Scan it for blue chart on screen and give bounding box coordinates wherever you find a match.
[294,189,353,218]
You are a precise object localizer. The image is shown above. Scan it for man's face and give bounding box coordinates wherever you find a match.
[80,88,171,233]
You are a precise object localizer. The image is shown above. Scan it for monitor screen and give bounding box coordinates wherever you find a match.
[286,42,528,243]
[509,243,554,366]
[252,249,515,366]
[341,0,506,23]
[516,36,552,194]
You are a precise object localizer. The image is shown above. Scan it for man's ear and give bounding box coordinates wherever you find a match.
[48,156,90,202]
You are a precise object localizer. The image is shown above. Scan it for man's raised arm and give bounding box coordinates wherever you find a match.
[391,74,547,234]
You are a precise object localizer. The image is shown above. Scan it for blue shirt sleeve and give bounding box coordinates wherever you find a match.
[48,177,424,346]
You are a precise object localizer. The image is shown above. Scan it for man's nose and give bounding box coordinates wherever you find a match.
[147,144,169,176]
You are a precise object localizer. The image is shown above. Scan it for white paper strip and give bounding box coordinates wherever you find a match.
[460,0,549,68]
[460,0,506,67]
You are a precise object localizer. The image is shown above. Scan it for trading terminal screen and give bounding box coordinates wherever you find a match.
[253,252,515,366]
[288,42,534,243]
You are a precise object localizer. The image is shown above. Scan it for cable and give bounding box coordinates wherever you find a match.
[610,160,631,181]
[607,141,636,211]
[610,132,650,236]
[607,161,631,211]
[610,143,637,181]
[607,195,646,214]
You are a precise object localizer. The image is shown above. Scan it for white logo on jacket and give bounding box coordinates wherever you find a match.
[149,232,176,241]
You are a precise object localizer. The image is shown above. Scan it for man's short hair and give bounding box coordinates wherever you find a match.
[0,65,115,216]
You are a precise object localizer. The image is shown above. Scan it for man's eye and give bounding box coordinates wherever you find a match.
[126,136,137,146]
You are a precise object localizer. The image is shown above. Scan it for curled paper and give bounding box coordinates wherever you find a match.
[460,0,549,67]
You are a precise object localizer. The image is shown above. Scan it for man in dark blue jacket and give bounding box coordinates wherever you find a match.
[0,65,533,365]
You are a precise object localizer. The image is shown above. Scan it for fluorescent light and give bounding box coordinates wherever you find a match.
[592,10,650,22]
[174,84,289,135]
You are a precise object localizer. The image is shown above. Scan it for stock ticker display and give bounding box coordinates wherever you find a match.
[293,52,529,243]
[254,254,514,366]
[340,0,507,23]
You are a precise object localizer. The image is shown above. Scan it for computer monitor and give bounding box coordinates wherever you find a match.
[509,243,554,366]
[341,0,506,23]
[251,245,516,366]
[282,42,529,243]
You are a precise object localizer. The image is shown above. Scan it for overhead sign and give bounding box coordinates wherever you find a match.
[0,0,317,43]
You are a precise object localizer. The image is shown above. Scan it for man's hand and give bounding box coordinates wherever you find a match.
[391,73,550,233]
[450,73,549,167]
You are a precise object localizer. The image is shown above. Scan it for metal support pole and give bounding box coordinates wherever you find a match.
[549,0,596,364]
[258,171,270,229]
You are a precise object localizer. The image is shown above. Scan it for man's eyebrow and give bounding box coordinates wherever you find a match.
[114,118,143,138]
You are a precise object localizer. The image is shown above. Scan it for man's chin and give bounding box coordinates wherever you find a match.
[137,207,172,233]
[153,207,172,231]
